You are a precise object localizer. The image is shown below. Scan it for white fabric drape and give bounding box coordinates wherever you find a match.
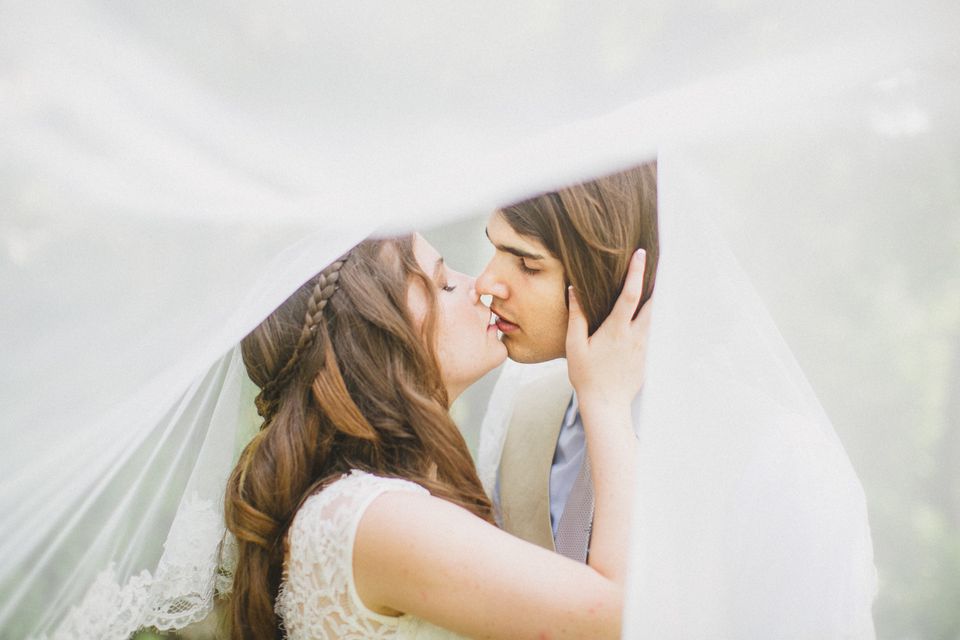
[478,154,878,637]
[2,1,957,638]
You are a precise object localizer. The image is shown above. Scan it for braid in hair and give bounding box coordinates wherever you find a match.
[226,251,351,640]
[254,254,349,424]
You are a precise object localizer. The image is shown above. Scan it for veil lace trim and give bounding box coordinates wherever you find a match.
[32,494,234,640]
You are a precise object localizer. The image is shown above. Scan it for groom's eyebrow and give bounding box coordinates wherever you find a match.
[484,227,545,261]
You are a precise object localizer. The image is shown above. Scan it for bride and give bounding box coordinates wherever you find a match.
[224,232,649,639]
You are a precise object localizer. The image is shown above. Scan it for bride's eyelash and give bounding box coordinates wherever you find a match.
[441,283,457,292]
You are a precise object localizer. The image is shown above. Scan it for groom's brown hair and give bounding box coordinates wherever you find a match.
[500,159,659,334]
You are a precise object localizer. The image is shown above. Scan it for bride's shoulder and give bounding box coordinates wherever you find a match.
[293,470,430,532]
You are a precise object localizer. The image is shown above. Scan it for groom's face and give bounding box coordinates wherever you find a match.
[476,212,569,363]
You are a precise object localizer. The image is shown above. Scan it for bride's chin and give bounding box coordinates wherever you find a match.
[466,346,509,385]
[489,341,509,367]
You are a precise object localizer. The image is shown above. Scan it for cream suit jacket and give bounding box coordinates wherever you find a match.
[496,367,573,552]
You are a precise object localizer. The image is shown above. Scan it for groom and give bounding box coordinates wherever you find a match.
[476,160,658,561]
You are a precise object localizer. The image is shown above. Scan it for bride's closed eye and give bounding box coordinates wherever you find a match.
[431,254,457,292]
[440,268,457,292]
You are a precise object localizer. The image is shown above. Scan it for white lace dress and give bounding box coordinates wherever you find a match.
[276,470,469,640]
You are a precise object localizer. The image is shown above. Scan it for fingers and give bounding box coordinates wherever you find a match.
[612,249,647,323]
[633,293,653,330]
[566,285,588,354]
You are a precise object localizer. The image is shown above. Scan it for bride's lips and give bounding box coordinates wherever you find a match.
[486,310,499,333]
[492,308,520,334]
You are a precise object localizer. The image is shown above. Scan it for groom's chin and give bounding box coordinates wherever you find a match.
[503,337,565,365]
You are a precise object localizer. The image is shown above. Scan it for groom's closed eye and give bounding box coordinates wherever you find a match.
[518,258,540,275]
[484,227,546,262]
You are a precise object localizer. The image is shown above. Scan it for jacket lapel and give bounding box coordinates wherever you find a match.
[497,366,573,551]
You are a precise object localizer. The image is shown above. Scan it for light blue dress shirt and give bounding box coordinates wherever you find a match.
[549,393,584,536]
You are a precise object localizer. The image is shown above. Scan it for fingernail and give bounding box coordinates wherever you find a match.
[635,248,646,259]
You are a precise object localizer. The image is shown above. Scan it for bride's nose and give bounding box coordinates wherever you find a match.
[466,276,481,304]
[451,268,482,304]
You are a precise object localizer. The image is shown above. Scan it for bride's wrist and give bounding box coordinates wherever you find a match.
[578,400,634,437]
[576,390,635,413]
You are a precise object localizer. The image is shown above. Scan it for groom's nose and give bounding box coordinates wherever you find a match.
[475,262,508,300]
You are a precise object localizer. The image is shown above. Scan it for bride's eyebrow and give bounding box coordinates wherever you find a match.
[433,257,445,282]
[484,227,545,260]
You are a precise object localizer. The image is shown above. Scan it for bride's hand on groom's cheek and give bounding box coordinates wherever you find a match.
[566,248,651,408]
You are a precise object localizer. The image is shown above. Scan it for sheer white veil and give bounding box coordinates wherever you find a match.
[479,151,877,637]
[628,158,876,637]
[2,0,957,638]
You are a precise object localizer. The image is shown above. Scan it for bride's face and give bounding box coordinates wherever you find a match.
[407,234,507,402]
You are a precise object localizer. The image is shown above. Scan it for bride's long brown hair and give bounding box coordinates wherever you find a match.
[224,236,493,640]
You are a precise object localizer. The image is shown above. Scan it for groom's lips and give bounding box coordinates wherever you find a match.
[492,309,520,334]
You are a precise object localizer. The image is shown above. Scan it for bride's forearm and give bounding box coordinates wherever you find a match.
[578,398,638,587]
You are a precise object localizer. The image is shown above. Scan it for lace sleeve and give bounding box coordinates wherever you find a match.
[276,471,430,640]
